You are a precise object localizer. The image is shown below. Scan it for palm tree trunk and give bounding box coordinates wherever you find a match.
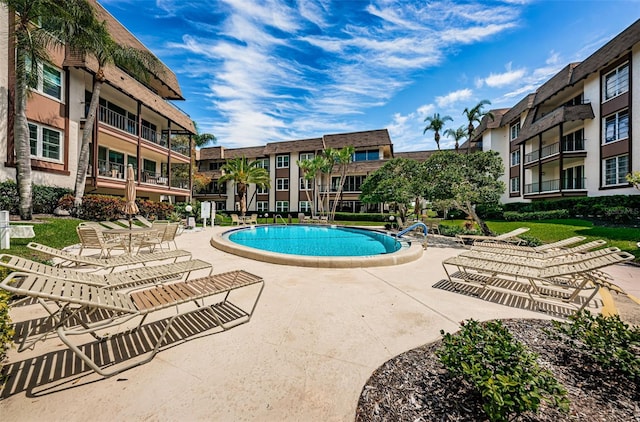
[14,50,33,220]
[74,78,103,208]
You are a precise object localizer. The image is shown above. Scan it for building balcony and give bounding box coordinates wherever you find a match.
[524,177,586,196]
[524,139,587,165]
[98,105,191,157]
[516,103,594,144]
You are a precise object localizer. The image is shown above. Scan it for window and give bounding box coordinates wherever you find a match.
[276,178,289,190]
[256,185,268,194]
[353,150,380,162]
[604,62,629,101]
[299,178,312,190]
[255,158,269,170]
[510,150,520,167]
[208,162,223,170]
[562,165,585,189]
[27,58,63,101]
[299,201,311,212]
[510,177,520,193]
[257,201,268,212]
[604,155,628,186]
[562,129,585,151]
[143,159,156,175]
[343,175,366,192]
[299,152,314,161]
[276,155,289,168]
[604,110,629,143]
[28,122,62,161]
[510,122,520,141]
[276,201,289,212]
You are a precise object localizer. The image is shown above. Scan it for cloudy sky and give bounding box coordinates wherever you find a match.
[100,0,640,151]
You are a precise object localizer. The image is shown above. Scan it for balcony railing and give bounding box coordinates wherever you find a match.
[141,171,168,186]
[98,105,168,150]
[525,178,586,194]
[524,139,586,164]
[97,160,126,180]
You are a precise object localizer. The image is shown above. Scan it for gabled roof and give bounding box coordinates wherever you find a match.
[198,146,267,160]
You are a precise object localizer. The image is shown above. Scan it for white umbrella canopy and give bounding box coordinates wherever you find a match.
[122,164,139,226]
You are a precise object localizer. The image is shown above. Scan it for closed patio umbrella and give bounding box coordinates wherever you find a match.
[123,164,139,228]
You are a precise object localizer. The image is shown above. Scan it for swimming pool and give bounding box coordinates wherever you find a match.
[210,224,425,268]
[229,225,401,256]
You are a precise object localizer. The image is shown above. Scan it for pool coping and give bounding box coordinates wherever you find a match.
[209,224,425,268]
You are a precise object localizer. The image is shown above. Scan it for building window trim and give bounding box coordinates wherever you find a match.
[603,109,629,144]
[28,122,63,163]
[510,122,520,141]
[603,155,629,187]
[276,201,289,212]
[510,150,520,167]
[509,176,520,193]
[276,155,289,169]
[603,62,629,101]
[276,178,289,191]
[27,58,64,102]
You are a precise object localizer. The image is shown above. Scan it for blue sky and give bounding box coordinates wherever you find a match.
[100,0,640,151]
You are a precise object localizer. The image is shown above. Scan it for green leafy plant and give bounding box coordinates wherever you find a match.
[551,310,640,385]
[437,319,569,421]
[0,287,14,384]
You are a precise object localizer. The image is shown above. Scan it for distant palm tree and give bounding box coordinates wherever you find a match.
[444,126,467,152]
[463,100,495,153]
[297,158,318,217]
[423,113,453,151]
[2,0,93,219]
[329,146,355,220]
[72,16,165,207]
[219,157,270,217]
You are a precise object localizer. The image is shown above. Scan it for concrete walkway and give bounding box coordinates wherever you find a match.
[1,226,638,421]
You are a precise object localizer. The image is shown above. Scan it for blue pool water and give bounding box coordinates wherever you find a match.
[227,225,401,257]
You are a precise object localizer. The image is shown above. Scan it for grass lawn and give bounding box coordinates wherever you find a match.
[442,218,640,260]
[3,216,639,262]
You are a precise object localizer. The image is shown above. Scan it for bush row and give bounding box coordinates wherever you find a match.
[503,209,570,221]
[58,194,175,221]
[0,181,72,215]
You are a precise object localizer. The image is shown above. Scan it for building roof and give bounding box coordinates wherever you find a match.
[323,129,392,149]
[263,138,324,154]
[394,150,439,161]
[571,18,640,83]
[90,0,183,100]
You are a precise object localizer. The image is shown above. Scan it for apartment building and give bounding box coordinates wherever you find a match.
[195,129,393,214]
[473,19,639,203]
[0,0,195,204]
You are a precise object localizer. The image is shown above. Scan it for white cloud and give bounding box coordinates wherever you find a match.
[436,89,474,108]
[483,64,526,88]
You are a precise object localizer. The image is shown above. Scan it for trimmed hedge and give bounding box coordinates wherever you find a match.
[0,180,72,214]
[58,194,175,221]
[502,195,640,218]
[503,209,570,221]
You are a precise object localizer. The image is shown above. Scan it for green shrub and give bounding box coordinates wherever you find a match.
[601,206,639,223]
[503,209,569,221]
[0,288,14,383]
[0,180,71,214]
[551,310,640,385]
[57,194,175,221]
[437,319,569,422]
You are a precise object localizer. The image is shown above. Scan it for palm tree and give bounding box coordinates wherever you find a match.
[72,17,165,208]
[218,157,270,217]
[444,125,467,152]
[297,158,318,217]
[423,113,453,151]
[329,146,355,220]
[2,0,93,219]
[463,100,495,153]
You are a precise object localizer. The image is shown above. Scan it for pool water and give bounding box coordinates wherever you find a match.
[227,225,401,257]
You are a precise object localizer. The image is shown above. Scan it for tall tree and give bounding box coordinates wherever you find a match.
[328,146,355,220]
[423,113,453,151]
[444,125,467,152]
[218,156,270,217]
[463,99,494,153]
[297,158,319,217]
[2,0,93,220]
[360,158,426,222]
[72,16,165,208]
[422,150,504,235]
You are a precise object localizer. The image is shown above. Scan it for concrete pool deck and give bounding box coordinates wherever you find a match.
[1,225,638,421]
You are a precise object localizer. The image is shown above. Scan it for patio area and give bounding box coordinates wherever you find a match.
[1,226,638,421]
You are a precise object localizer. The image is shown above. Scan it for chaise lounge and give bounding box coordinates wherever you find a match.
[455,227,530,247]
[0,269,264,377]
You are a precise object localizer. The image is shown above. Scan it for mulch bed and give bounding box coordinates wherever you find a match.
[355,319,639,421]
